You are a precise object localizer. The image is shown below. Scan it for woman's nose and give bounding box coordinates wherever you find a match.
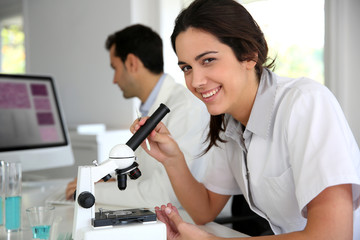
[191,69,207,88]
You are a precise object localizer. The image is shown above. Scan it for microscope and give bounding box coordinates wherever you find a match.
[72,104,170,240]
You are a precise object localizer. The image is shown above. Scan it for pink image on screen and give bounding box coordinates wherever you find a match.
[31,84,48,96]
[34,98,51,111]
[0,83,31,109]
[39,126,59,142]
[37,112,55,125]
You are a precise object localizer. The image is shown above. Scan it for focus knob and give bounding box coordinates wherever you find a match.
[102,174,112,182]
[77,191,95,208]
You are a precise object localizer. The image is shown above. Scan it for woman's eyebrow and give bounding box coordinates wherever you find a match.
[178,51,218,65]
[195,51,218,61]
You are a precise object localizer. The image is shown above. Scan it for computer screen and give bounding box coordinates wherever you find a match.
[0,74,74,172]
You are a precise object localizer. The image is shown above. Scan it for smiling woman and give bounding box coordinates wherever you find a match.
[175,27,259,123]
[133,0,360,239]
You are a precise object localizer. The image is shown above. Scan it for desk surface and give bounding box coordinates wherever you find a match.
[1,178,249,239]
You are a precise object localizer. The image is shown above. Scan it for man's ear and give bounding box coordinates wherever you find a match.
[124,53,139,73]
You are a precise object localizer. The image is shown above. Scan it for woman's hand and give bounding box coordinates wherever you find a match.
[130,118,184,167]
[65,178,77,200]
[65,177,115,200]
[155,203,216,240]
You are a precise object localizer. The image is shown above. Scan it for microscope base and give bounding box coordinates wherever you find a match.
[76,221,166,240]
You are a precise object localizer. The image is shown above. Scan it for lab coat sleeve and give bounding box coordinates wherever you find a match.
[163,95,210,182]
[95,106,208,208]
[151,75,210,182]
[95,77,210,209]
[286,85,360,217]
[94,158,174,209]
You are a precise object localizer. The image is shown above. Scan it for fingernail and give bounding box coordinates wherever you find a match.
[165,207,172,215]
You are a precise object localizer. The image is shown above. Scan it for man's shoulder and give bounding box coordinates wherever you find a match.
[160,75,205,110]
[166,85,204,111]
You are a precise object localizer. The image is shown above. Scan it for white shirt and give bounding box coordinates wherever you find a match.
[203,69,360,238]
[139,73,165,117]
[96,74,210,208]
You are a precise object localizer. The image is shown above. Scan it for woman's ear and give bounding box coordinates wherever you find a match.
[245,52,258,70]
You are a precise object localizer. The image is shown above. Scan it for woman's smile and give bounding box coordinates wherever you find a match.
[176,27,259,122]
[200,86,222,102]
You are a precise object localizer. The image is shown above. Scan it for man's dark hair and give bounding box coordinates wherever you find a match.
[106,24,164,74]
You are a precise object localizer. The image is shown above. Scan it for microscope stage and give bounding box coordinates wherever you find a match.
[92,208,157,227]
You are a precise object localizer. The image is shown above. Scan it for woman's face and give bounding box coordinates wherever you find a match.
[175,27,258,122]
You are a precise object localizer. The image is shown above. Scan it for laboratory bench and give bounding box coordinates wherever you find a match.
[1,178,249,239]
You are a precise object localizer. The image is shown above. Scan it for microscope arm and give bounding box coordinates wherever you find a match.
[73,104,170,239]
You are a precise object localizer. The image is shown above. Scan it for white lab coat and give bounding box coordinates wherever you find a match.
[203,70,360,238]
[95,74,210,209]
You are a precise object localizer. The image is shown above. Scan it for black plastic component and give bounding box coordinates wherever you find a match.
[77,191,95,208]
[102,174,112,182]
[129,168,141,180]
[126,103,170,151]
[92,208,157,227]
[116,162,139,174]
[117,174,127,191]
[115,162,141,190]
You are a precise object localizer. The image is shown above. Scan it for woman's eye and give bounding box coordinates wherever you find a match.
[181,65,192,73]
[203,58,215,65]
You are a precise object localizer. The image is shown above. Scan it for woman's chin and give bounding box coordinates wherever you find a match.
[206,106,224,116]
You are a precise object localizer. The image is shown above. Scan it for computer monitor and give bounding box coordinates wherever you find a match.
[0,73,74,172]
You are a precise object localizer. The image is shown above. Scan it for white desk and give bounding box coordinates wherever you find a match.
[0,179,249,239]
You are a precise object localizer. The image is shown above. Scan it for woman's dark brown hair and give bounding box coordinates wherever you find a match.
[171,0,274,154]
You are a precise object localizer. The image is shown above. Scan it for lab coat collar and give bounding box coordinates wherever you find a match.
[224,69,276,141]
[246,69,276,139]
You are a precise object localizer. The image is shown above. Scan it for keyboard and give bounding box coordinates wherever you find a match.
[46,187,74,205]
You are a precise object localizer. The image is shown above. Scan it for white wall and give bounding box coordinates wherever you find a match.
[159,0,185,85]
[23,0,135,129]
[325,0,360,144]
[0,0,22,20]
[130,0,184,84]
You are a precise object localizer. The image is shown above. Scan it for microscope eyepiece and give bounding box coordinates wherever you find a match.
[126,103,170,151]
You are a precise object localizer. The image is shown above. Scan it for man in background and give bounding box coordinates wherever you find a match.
[66,24,209,208]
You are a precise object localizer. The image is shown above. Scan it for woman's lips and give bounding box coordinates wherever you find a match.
[201,86,221,101]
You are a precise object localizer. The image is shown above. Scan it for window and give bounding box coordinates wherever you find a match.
[0,17,25,73]
[242,0,325,84]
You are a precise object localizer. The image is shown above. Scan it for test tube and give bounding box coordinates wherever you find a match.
[0,161,5,228]
[4,161,22,232]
